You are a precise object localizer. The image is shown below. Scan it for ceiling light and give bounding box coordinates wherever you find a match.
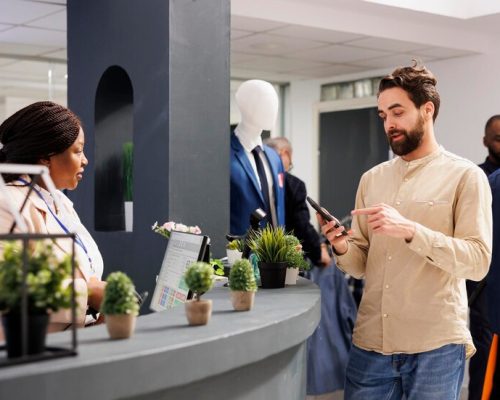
[250,42,282,50]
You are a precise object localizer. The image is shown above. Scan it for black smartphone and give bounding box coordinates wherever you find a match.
[306,196,348,236]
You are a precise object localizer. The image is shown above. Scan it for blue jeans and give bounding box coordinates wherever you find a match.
[345,344,465,400]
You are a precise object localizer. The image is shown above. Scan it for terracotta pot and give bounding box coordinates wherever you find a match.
[105,314,137,339]
[285,267,299,285]
[230,291,255,311]
[185,299,212,326]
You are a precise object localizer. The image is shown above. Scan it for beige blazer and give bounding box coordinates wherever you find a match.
[0,184,88,341]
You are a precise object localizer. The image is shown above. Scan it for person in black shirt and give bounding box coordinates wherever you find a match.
[265,137,330,267]
[469,114,500,400]
[478,115,500,175]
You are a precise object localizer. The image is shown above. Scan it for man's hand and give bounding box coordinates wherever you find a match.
[317,213,349,255]
[352,203,415,241]
[319,243,332,267]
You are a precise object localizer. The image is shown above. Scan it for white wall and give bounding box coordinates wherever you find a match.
[287,52,500,217]
[429,53,500,165]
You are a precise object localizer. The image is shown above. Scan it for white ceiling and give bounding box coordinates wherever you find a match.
[0,0,498,101]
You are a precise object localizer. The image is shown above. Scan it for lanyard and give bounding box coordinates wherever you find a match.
[17,178,94,272]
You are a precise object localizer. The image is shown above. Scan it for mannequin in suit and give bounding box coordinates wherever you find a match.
[230,80,285,236]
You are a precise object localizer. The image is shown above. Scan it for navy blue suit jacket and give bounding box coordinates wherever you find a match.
[488,169,500,333]
[230,133,285,235]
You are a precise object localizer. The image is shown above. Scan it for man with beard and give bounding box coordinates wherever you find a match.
[479,115,500,176]
[317,62,492,400]
[467,114,500,400]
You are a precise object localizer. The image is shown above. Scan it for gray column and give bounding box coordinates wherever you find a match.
[67,0,230,303]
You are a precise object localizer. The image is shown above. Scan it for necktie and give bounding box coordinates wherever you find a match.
[252,146,276,227]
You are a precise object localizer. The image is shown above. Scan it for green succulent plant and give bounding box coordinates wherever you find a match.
[229,259,257,292]
[122,141,133,202]
[248,225,288,263]
[101,271,139,316]
[284,235,310,270]
[226,239,244,252]
[184,262,214,300]
[0,241,72,314]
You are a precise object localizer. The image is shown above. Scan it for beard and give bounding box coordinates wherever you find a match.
[387,116,425,156]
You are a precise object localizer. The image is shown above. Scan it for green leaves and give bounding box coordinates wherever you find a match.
[122,141,133,202]
[229,259,257,292]
[248,226,288,263]
[226,239,244,251]
[284,235,310,270]
[247,227,310,270]
[0,241,72,314]
[101,271,139,316]
[184,262,214,300]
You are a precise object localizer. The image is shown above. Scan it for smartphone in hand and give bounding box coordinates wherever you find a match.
[306,196,348,236]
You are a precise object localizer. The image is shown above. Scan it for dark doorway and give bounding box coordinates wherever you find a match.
[319,107,389,223]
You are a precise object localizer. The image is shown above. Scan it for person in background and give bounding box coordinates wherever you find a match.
[266,136,357,398]
[478,115,500,176]
[468,114,500,400]
[265,136,330,267]
[319,62,492,400]
[0,101,105,340]
[481,168,500,399]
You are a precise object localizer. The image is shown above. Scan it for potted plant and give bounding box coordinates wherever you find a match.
[0,241,72,358]
[122,141,134,232]
[183,262,214,325]
[284,234,310,285]
[226,239,244,267]
[248,226,288,289]
[229,259,257,311]
[101,271,139,339]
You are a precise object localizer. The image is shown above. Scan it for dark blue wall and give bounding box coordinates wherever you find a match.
[67,0,230,308]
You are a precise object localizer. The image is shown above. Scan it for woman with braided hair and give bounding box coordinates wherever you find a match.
[0,101,105,340]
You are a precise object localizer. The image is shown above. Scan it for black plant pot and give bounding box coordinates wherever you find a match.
[258,261,287,289]
[1,313,49,358]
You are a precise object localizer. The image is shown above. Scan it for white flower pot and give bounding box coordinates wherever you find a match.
[285,267,299,285]
[226,249,243,266]
[124,201,133,232]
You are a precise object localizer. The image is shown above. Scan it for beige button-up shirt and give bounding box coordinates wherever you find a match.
[336,147,492,358]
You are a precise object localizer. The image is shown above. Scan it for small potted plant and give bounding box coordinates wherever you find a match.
[226,239,244,267]
[248,226,289,289]
[229,259,257,311]
[284,235,310,285]
[0,241,73,358]
[122,141,134,232]
[184,262,214,325]
[101,271,139,339]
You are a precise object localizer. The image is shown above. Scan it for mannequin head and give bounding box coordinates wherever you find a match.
[235,80,278,139]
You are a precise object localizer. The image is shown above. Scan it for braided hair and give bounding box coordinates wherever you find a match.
[0,101,82,182]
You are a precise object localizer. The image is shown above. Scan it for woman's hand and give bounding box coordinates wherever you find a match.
[87,278,106,311]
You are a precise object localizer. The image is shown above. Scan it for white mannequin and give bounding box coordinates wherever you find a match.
[234,79,278,150]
